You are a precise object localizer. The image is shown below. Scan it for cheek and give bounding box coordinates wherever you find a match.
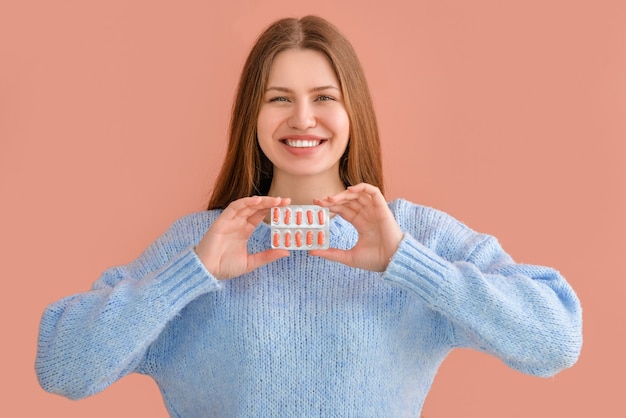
[256,108,269,135]
[256,109,276,146]
[257,108,287,134]
[323,108,350,139]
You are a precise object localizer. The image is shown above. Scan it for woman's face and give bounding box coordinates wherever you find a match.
[257,48,350,182]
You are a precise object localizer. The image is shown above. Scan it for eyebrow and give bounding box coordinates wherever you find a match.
[265,85,340,93]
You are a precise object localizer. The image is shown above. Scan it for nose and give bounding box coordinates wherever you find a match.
[287,102,316,130]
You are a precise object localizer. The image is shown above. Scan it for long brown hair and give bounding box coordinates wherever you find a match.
[208,15,383,210]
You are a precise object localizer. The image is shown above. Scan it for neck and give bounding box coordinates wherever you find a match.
[267,172,346,205]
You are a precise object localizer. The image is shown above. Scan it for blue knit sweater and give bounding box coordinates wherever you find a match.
[36,199,582,417]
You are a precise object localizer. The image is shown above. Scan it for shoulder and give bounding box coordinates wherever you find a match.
[388,198,490,261]
[134,210,222,266]
[156,210,222,247]
[168,210,221,233]
[387,198,467,233]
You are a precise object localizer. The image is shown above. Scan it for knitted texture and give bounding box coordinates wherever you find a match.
[35,199,582,417]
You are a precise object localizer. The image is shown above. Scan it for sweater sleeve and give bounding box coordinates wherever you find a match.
[35,213,222,400]
[382,203,582,377]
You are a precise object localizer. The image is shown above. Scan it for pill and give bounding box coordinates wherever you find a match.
[295,231,302,247]
[269,206,329,250]
[317,231,325,246]
[318,210,325,225]
[284,231,291,247]
[284,208,291,224]
[272,207,280,224]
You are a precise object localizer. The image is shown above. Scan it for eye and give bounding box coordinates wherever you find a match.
[268,96,289,103]
[316,95,334,102]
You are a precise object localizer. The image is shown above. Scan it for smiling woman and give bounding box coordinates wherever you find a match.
[208,16,384,210]
[257,48,350,202]
[35,15,582,418]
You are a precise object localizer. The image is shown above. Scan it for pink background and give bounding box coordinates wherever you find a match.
[2,1,624,416]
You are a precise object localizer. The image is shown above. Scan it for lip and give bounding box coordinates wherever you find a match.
[280,134,325,141]
[279,134,327,155]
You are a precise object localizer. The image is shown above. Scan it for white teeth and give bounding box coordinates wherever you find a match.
[285,139,321,148]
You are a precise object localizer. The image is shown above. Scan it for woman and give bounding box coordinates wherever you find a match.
[36,16,582,417]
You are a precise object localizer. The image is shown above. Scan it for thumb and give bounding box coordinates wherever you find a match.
[309,248,353,267]
[246,249,290,273]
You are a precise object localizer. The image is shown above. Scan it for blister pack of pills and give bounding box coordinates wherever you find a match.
[270,205,330,250]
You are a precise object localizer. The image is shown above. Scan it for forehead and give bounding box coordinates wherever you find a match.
[267,48,339,87]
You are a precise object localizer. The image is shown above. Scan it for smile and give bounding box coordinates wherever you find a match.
[283,139,324,148]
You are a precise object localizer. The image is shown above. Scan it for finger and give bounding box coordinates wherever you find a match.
[247,249,290,272]
[256,195,291,207]
[309,248,354,267]
[337,198,363,212]
[240,197,293,229]
[314,187,359,205]
[349,183,388,208]
[228,196,290,219]
[221,196,263,220]
[325,185,379,207]
[242,196,285,212]
[326,202,359,222]
[329,190,363,204]
[313,197,335,207]
[343,185,393,223]
[348,184,386,203]
[329,194,376,217]
[314,193,360,209]
[347,182,379,195]
[247,209,271,227]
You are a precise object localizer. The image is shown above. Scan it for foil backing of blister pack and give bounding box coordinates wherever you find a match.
[270,205,329,250]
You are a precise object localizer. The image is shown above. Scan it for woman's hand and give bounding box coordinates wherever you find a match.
[311,183,403,272]
[195,196,291,280]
